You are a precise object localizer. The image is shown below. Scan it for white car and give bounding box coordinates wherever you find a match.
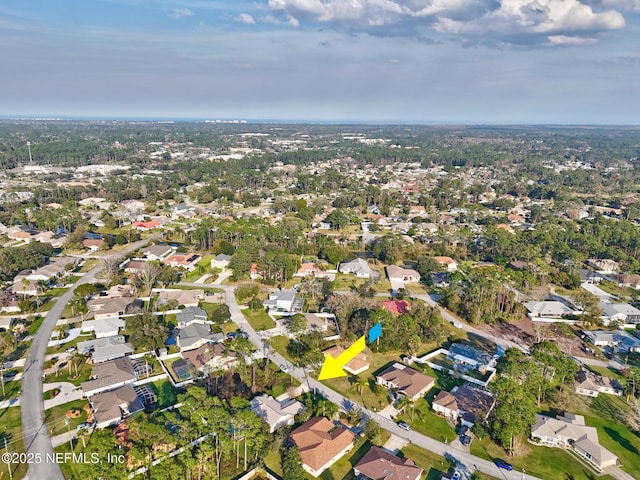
[280,364,289,373]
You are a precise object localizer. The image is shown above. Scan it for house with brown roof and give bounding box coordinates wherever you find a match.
[90,384,145,429]
[381,300,411,315]
[376,363,435,401]
[353,446,423,480]
[385,266,421,283]
[433,256,458,272]
[431,385,495,427]
[163,253,201,271]
[294,262,329,278]
[289,417,355,477]
[181,343,238,372]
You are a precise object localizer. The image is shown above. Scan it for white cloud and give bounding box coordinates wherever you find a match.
[170,8,194,19]
[587,0,640,12]
[268,0,627,45]
[236,13,256,24]
[547,34,598,44]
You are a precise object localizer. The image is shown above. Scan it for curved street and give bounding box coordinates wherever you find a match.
[19,236,158,480]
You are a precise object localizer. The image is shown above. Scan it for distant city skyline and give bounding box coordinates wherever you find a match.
[2,1,640,124]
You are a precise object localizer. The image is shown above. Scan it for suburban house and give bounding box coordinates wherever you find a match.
[381,300,411,315]
[175,306,209,327]
[338,258,374,278]
[531,412,617,471]
[294,262,329,278]
[89,384,145,429]
[210,253,232,271]
[81,357,136,397]
[177,324,224,352]
[87,296,142,320]
[575,369,623,397]
[141,244,174,261]
[353,446,423,480]
[431,386,495,427]
[123,260,147,275]
[599,302,640,325]
[162,253,201,271]
[250,394,306,433]
[614,273,640,290]
[579,269,604,284]
[156,289,204,308]
[77,336,134,363]
[523,301,574,318]
[289,417,356,477]
[447,343,496,372]
[132,220,162,231]
[433,256,458,272]
[81,317,126,338]
[297,313,334,335]
[385,265,421,283]
[583,330,640,353]
[430,272,451,288]
[323,345,370,375]
[181,343,238,373]
[376,363,435,401]
[263,290,304,313]
[586,259,620,275]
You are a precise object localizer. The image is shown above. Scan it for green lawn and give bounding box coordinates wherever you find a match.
[402,443,497,480]
[242,308,276,331]
[45,399,90,433]
[0,378,22,400]
[151,379,180,409]
[27,315,45,335]
[43,356,93,386]
[396,397,456,442]
[0,406,28,480]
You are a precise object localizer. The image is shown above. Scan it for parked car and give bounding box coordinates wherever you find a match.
[65,347,76,353]
[279,364,289,373]
[460,435,472,446]
[494,460,513,471]
[452,472,461,480]
[77,422,93,430]
[397,421,410,431]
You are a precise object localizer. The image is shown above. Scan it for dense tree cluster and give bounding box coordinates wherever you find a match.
[0,242,53,281]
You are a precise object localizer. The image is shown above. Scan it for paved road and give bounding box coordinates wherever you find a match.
[19,236,159,480]
[220,287,538,480]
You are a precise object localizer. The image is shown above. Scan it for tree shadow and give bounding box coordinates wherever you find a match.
[603,426,639,455]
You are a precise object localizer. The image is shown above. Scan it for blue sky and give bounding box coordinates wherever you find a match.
[1,0,640,123]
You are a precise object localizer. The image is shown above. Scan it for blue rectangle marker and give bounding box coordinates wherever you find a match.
[368,322,382,344]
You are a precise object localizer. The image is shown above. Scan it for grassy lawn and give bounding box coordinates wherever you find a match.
[318,439,373,480]
[470,435,616,480]
[46,332,91,354]
[396,397,456,442]
[0,406,27,480]
[320,352,401,412]
[263,450,284,477]
[43,356,93,386]
[151,379,180,409]
[270,335,295,363]
[78,259,98,273]
[331,273,368,291]
[45,399,90,433]
[242,308,276,331]
[27,315,45,335]
[0,379,22,400]
[402,443,497,480]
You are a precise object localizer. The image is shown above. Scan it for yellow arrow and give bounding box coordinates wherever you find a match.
[318,335,366,380]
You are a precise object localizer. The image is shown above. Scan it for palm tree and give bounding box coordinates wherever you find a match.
[397,396,416,422]
[353,376,368,401]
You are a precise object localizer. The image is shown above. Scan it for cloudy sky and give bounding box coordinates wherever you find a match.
[1,0,639,123]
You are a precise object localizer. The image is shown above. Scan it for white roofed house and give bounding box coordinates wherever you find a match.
[586,259,620,275]
[338,258,374,279]
[531,412,617,471]
[263,290,304,313]
[599,301,640,325]
[77,336,134,363]
[175,306,209,327]
[523,301,574,319]
[81,317,126,338]
[385,265,421,283]
[250,394,305,432]
[141,244,174,261]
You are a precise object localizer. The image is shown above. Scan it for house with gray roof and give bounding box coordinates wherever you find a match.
[81,357,136,397]
[176,306,208,327]
[448,343,496,371]
[531,412,617,471]
[599,302,640,325]
[263,290,304,313]
[523,301,574,318]
[177,323,223,352]
[77,335,134,363]
[251,394,305,433]
[583,329,640,353]
[210,253,232,271]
